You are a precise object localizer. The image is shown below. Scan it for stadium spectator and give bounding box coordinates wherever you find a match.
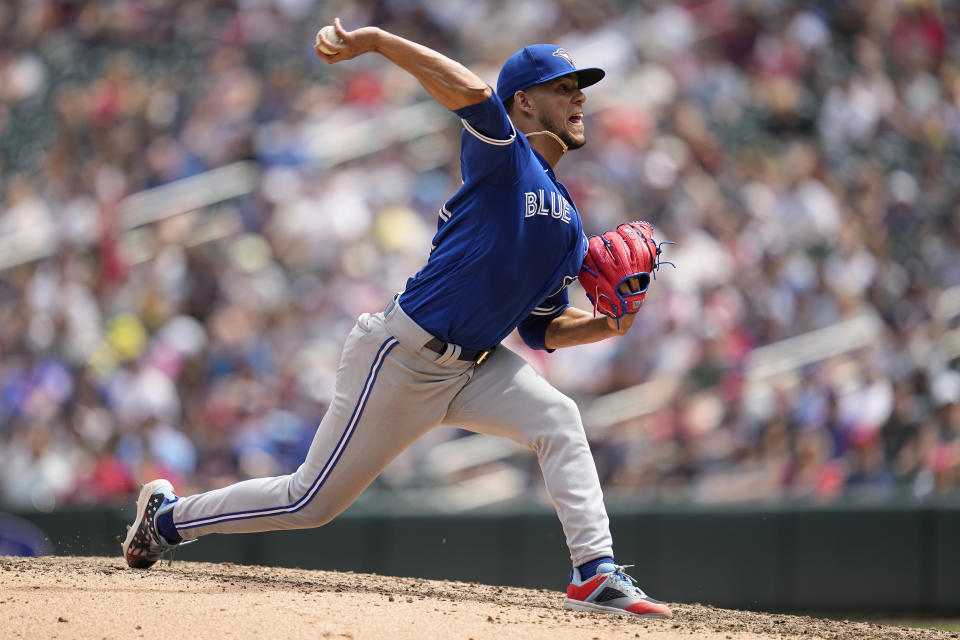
[0,0,957,510]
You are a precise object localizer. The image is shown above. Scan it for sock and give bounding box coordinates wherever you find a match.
[156,507,183,545]
[576,556,614,580]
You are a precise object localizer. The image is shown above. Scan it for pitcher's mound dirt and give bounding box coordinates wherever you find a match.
[0,555,953,640]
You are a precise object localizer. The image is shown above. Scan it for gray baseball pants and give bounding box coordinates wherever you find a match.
[171,300,614,566]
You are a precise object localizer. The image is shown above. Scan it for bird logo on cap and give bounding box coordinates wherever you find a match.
[552,48,575,69]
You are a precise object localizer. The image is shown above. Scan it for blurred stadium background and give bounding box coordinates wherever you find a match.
[1,0,959,613]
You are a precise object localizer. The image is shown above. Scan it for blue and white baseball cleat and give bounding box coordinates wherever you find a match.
[564,562,672,618]
[121,479,182,569]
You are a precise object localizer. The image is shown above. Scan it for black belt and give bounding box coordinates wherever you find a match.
[385,297,493,365]
[423,337,494,365]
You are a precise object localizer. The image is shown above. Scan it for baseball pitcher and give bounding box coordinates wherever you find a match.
[121,19,671,618]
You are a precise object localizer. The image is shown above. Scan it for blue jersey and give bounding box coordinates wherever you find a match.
[399,94,588,351]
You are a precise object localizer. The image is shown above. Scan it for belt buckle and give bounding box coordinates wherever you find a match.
[474,348,492,365]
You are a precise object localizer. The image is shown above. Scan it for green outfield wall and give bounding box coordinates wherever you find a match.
[6,503,959,613]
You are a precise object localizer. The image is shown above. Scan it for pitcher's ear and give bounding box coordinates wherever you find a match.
[514,90,535,115]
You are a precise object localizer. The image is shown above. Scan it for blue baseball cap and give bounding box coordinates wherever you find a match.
[496,44,605,104]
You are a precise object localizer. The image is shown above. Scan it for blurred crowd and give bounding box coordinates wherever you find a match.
[0,0,958,512]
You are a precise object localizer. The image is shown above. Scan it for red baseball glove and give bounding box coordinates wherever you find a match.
[578,221,664,319]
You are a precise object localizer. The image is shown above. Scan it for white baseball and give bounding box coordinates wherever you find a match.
[317,25,343,55]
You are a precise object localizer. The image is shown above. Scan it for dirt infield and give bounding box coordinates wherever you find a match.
[0,556,954,640]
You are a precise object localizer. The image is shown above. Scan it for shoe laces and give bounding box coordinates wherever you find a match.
[161,539,196,567]
[603,564,646,597]
[149,501,196,567]
[149,525,196,566]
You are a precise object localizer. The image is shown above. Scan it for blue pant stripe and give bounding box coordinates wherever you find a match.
[175,337,399,530]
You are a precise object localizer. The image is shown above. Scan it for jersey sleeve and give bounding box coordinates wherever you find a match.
[517,288,570,352]
[454,93,523,185]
